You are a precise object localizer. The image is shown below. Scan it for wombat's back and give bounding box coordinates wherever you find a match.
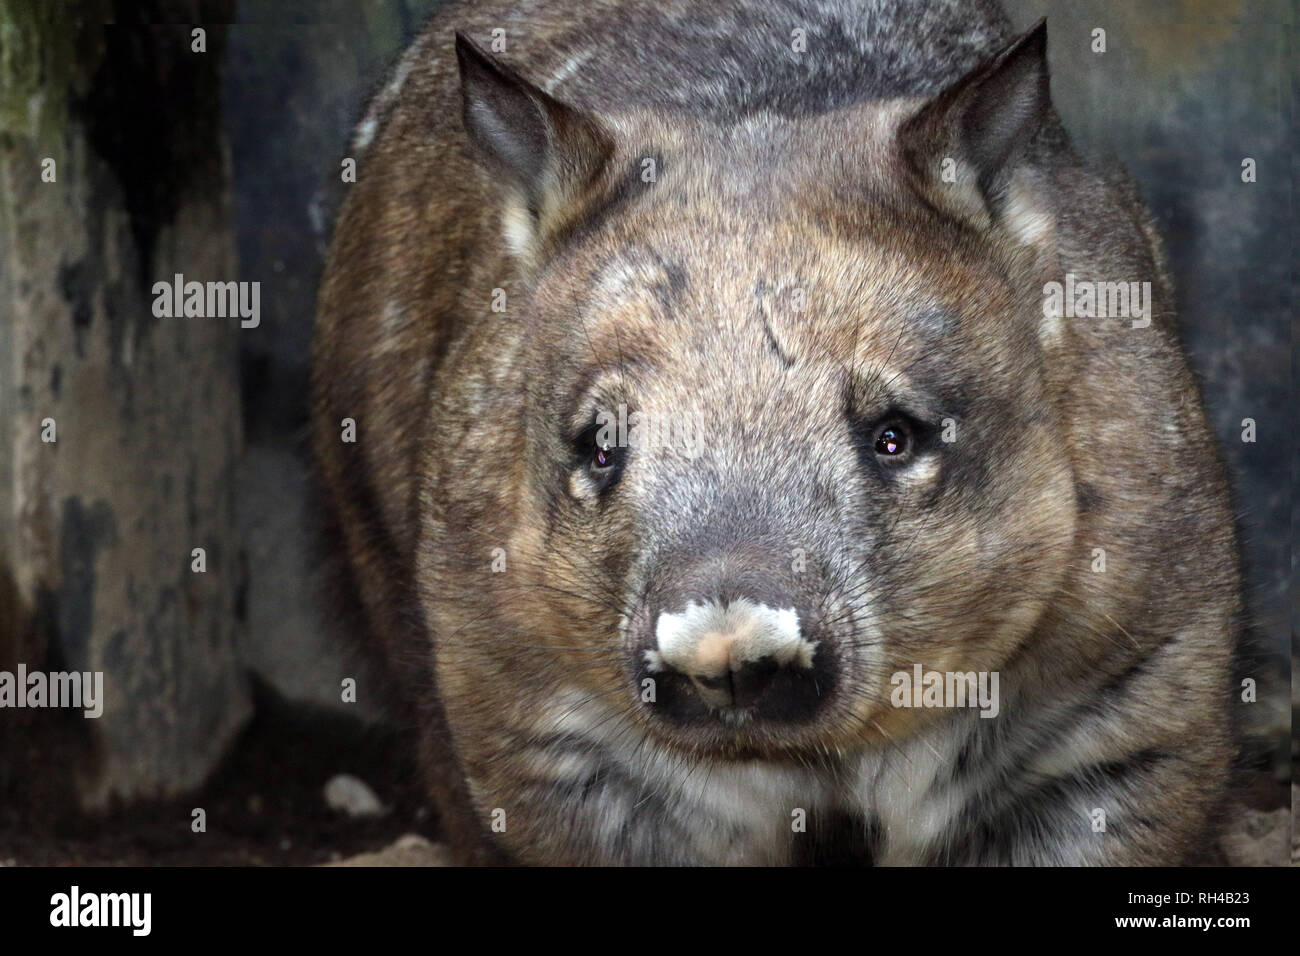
[362,0,1012,127]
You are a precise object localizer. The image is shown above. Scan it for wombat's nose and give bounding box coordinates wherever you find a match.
[646,597,821,716]
[688,655,781,709]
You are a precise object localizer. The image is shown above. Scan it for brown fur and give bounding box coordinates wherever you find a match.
[313,0,1239,864]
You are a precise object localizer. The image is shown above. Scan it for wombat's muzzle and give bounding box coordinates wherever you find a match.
[632,556,835,726]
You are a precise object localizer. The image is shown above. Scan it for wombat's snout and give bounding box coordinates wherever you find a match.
[637,561,833,726]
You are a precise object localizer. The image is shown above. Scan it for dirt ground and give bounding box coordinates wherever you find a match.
[0,682,440,866]
[0,681,1289,866]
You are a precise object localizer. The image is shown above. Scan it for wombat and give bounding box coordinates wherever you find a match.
[312,0,1241,865]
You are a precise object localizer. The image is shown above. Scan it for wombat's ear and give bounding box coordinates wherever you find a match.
[455,32,613,262]
[897,19,1053,249]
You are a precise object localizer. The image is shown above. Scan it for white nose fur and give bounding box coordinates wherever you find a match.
[645,598,815,686]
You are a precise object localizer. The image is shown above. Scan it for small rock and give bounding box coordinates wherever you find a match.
[323,773,386,818]
[324,834,452,867]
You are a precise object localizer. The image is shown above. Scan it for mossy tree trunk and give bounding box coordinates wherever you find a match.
[0,0,249,806]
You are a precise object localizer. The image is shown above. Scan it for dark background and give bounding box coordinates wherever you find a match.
[0,0,1291,864]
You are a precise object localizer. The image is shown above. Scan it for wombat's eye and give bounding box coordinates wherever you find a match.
[874,423,911,458]
[585,438,624,493]
[849,409,931,475]
[571,420,624,494]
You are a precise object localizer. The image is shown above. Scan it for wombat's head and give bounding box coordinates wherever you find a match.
[455,23,1077,756]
